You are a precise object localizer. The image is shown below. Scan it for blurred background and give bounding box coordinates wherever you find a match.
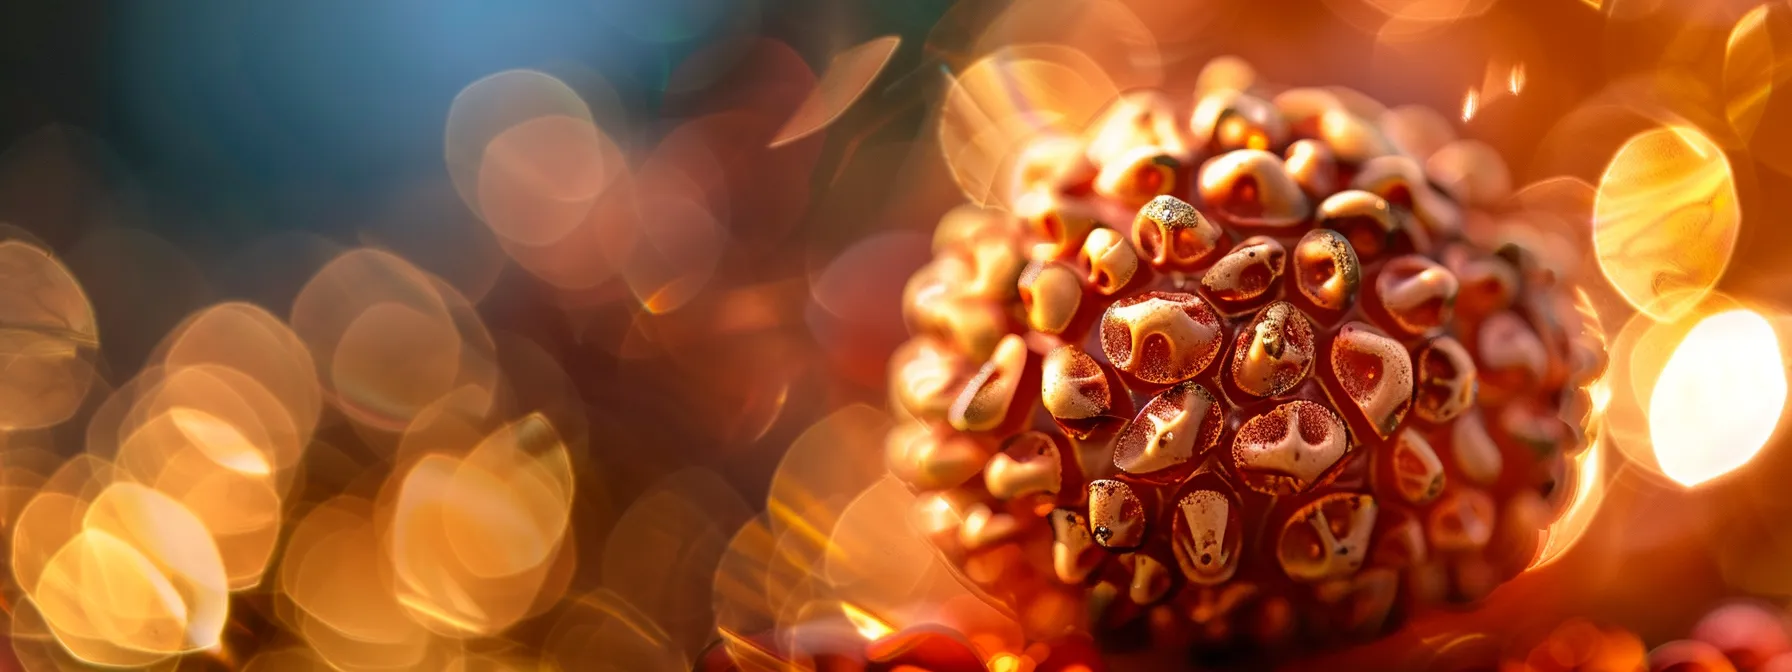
[0,0,1790,669]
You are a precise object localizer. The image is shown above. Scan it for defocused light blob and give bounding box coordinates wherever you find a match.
[27,482,228,663]
[1649,309,1786,487]
[1509,63,1527,94]
[12,490,90,599]
[771,36,901,149]
[0,240,99,430]
[1725,1,1792,179]
[604,468,751,658]
[29,531,188,667]
[541,589,687,672]
[1593,126,1739,322]
[478,114,624,247]
[617,190,725,314]
[113,400,285,589]
[824,476,941,628]
[388,414,575,637]
[242,647,334,671]
[445,71,606,226]
[291,249,498,431]
[158,303,321,452]
[768,405,892,550]
[941,47,1120,206]
[1462,89,1479,122]
[280,497,437,670]
[973,0,1162,90]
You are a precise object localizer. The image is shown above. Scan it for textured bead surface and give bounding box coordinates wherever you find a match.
[886,57,1591,657]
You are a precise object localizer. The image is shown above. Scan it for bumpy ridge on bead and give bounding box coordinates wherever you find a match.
[887,55,1600,656]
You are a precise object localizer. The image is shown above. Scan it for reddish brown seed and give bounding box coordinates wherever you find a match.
[1376,255,1459,335]
[1089,479,1147,550]
[1451,411,1503,486]
[1330,322,1414,438]
[1380,104,1457,161]
[1011,133,1096,197]
[1130,554,1174,605]
[948,334,1029,432]
[1447,247,1521,318]
[1114,381,1225,476]
[1284,139,1338,199]
[1196,56,1257,96]
[1370,513,1428,568]
[1232,400,1348,495]
[958,503,1023,551]
[886,421,989,491]
[1413,336,1477,424]
[1014,189,1099,260]
[1080,227,1139,295]
[1100,291,1225,384]
[1427,139,1512,208]
[1314,567,1398,635]
[1197,149,1312,230]
[889,337,968,422]
[1173,489,1243,585]
[1272,87,1343,138]
[1428,488,1496,552]
[1649,640,1739,672]
[984,431,1064,500]
[1095,146,1182,207]
[1352,154,1461,237]
[1229,301,1316,398]
[1315,190,1402,260]
[1388,429,1445,505]
[1133,195,1224,271]
[1050,509,1102,584]
[1277,492,1378,582]
[1690,602,1792,670]
[1190,91,1289,153]
[1018,260,1084,335]
[1315,108,1396,165]
[931,203,1013,256]
[1293,229,1361,312]
[1477,311,1549,403]
[1087,90,1193,166]
[1201,237,1286,308]
[1042,345,1112,422]
[902,258,1008,360]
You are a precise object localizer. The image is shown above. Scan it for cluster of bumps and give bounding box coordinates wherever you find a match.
[885,57,1605,655]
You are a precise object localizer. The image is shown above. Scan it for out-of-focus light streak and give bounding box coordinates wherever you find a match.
[1531,437,1607,568]
[842,602,896,641]
[1649,309,1787,487]
[1462,89,1479,121]
[770,36,902,149]
[1509,63,1526,94]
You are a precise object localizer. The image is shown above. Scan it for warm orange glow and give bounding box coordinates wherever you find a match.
[1531,438,1606,568]
[1593,126,1739,322]
[989,652,1023,672]
[1461,89,1479,121]
[1649,309,1787,487]
[841,602,895,640]
[1508,63,1526,94]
